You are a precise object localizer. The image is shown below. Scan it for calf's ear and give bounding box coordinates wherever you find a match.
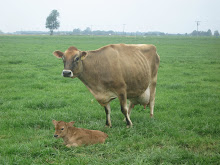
[53,51,64,58]
[80,51,88,60]
[52,120,58,126]
[67,121,75,127]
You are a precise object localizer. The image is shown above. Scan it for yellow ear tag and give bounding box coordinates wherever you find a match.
[81,56,85,60]
[80,52,87,60]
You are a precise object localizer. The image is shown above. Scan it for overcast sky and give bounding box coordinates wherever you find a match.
[0,0,219,34]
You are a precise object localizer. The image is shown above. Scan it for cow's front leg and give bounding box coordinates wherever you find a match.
[104,103,112,127]
[118,93,133,128]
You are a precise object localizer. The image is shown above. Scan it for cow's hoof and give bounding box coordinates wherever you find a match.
[126,124,133,128]
[105,125,112,128]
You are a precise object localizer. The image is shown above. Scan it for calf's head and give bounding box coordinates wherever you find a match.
[53,46,87,78]
[52,120,75,138]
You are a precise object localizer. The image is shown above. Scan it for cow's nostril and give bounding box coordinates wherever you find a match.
[54,135,58,138]
[63,70,71,77]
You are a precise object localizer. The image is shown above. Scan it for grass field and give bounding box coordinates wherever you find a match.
[0,35,220,164]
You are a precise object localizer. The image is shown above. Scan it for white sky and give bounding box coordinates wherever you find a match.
[0,0,219,33]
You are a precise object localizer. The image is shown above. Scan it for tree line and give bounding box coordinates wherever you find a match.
[191,29,219,37]
[9,29,219,37]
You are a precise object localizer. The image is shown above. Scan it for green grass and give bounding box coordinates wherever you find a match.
[0,35,220,164]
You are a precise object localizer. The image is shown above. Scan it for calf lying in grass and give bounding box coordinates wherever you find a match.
[52,120,108,147]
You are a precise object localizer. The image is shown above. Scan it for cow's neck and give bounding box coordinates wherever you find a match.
[78,55,99,94]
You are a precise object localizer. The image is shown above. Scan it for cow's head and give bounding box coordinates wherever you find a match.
[53,46,87,78]
[52,120,75,138]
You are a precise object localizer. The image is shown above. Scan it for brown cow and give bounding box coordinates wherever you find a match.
[53,44,160,128]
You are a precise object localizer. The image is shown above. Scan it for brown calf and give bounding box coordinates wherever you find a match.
[52,120,108,147]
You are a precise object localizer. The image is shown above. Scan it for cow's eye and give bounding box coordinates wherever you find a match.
[75,57,79,61]
[61,128,64,130]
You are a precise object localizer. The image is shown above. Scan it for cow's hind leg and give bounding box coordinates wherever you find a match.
[104,103,112,127]
[124,101,134,121]
[118,93,133,128]
[128,101,134,117]
[149,81,157,118]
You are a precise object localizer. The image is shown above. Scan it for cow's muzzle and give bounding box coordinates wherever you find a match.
[62,70,73,77]
[54,134,58,138]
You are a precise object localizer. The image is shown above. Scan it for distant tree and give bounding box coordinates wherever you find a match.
[107,30,114,35]
[214,30,219,37]
[0,30,4,34]
[83,27,91,35]
[46,10,60,35]
[191,30,198,36]
[73,28,81,35]
[206,29,212,36]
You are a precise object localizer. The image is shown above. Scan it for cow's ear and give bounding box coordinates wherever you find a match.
[53,51,64,58]
[52,120,58,126]
[80,51,88,60]
[67,121,75,127]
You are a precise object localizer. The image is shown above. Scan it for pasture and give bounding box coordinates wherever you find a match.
[0,35,219,164]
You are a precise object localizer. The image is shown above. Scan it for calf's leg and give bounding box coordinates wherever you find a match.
[66,143,78,147]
